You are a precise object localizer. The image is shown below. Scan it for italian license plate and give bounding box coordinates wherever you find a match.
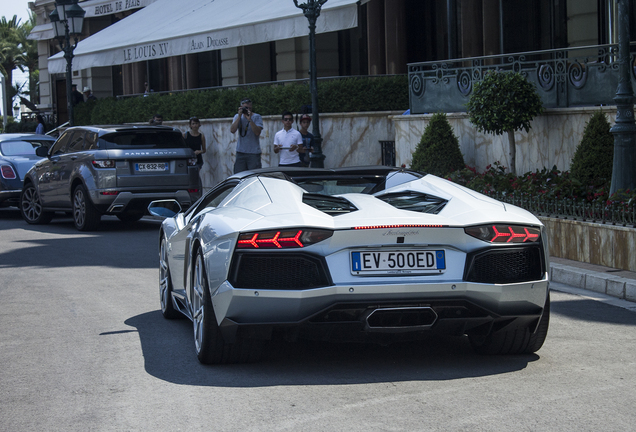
[350,250,446,275]
[135,162,168,172]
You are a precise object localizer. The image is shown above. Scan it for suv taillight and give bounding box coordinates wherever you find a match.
[92,160,116,168]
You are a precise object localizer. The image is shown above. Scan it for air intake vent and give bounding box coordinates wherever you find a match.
[464,246,544,284]
[303,193,358,215]
[229,252,332,289]
[375,191,447,214]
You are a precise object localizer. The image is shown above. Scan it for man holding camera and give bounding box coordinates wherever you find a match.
[230,98,263,173]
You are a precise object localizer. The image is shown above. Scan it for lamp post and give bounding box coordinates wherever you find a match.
[294,0,327,168]
[49,0,85,127]
[609,0,636,195]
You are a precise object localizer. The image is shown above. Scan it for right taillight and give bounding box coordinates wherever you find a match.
[92,160,116,168]
[465,225,541,243]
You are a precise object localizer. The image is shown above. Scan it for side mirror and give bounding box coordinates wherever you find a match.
[148,200,182,218]
[36,146,49,158]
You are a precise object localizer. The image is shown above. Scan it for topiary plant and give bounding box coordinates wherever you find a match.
[466,71,544,175]
[569,110,614,184]
[410,112,465,177]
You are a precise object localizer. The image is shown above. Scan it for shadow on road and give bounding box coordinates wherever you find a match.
[123,310,540,387]
[551,296,636,326]
[0,211,160,270]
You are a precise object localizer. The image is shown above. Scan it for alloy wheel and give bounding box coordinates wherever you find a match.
[73,188,86,228]
[192,253,206,354]
[21,185,43,222]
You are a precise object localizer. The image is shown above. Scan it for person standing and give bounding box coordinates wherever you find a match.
[35,114,45,135]
[298,114,314,167]
[184,117,206,167]
[83,87,97,102]
[150,114,163,125]
[71,84,84,106]
[230,98,263,173]
[273,111,303,167]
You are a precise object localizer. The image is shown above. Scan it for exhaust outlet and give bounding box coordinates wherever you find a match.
[366,307,438,330]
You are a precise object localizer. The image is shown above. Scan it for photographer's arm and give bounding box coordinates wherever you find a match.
[230,108,242,134]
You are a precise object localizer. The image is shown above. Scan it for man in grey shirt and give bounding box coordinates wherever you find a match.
[230,98,263,173]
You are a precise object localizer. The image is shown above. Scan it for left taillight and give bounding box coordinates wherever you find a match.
[237,228,333,249]
[92,160,116,168]
[1,165,17,179]
[465,224,541,243]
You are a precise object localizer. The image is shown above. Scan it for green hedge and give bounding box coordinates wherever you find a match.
[74,75,409,125]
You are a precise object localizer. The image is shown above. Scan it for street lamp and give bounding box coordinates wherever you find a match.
[49,0,85,127]
[609,0,636,194]
[294,0,327,168]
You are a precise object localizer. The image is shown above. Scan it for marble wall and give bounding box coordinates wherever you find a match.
[171,111,399,191]
[167,106,614,191]
[392,107,616,174]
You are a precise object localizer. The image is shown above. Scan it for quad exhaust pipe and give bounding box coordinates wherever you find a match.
[365,306,438,330]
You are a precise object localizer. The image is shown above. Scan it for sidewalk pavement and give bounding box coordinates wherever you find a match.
[550,256,636,305]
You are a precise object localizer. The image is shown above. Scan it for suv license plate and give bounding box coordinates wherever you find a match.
[136,162,168,172]
[351,250,446,275]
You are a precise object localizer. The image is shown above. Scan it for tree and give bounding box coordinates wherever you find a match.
[410,112,465,177]
[570,110,614,184]
[0,15,22,117]
[15,13,39,104]
[466,71,544,175]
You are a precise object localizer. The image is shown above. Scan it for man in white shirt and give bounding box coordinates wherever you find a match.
[273,111,304,167]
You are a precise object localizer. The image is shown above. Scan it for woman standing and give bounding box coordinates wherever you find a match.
[184,117,206,167]
[35,115,46,135]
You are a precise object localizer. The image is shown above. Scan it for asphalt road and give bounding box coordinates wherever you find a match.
[1,208,635,432]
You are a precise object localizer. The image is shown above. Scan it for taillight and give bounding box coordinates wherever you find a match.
[1,165,16,179]
[92,160,116,168]
[188,189,199,194]
[188,157,197,166]
[100,191,119,196]
[237,229,333,249]
[465,225,541,243]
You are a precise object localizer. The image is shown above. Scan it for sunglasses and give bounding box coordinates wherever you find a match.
[283,118,293,122]
[241,99,252,104]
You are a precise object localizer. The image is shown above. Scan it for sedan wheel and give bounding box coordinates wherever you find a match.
[72,185,101,231]
[191,250,263,364]
[20,183,53,224]
[160,237,179,319]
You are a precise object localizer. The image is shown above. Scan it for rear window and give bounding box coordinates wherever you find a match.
[0,140,44,156]
[99,131,186,149]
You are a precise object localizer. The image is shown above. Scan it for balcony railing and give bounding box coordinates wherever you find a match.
[408,43,636,114]
[492,192,636,227]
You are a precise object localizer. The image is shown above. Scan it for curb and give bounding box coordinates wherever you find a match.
[550,262,636,303]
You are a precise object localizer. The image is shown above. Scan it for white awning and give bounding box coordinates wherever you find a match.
[80,0,157,18]
[48,0,359,74]
[28,23,54,41]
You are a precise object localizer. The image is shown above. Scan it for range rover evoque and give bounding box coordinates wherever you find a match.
[20,125,201,231]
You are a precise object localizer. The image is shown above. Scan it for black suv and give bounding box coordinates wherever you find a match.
[20,125,201,230]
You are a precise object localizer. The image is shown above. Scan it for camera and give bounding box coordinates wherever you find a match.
[241,107,249,115]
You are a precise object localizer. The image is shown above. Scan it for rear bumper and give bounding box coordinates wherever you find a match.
[90,189,200,213]
[209,276,549,342]
[0,189,21,206]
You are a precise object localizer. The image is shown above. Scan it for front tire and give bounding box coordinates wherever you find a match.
[191,249,262,364]
[20,183,53,224]
[72,184,101,231]
[160,237,180,319]
[469,293,550,355]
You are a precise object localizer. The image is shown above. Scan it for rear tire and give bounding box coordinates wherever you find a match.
[469,293,550,355]
[20,183,53,224]
[72,184,101,231]
[160,237,180,319]
[191,249,262,364]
